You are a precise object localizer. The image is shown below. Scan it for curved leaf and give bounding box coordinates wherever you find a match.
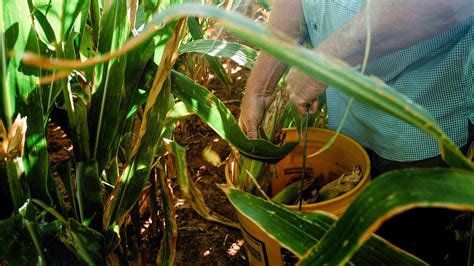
[151,4,472,169]
[170,70,299,163]
[300,168,474,265]
[19,4,471,168]
[221,185,426,265]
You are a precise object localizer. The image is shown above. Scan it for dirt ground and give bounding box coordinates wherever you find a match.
[169,65,250,266]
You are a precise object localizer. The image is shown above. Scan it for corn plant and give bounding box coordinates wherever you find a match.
[0,0,278,265]
[141,4,473,265]
[2,1,472,265]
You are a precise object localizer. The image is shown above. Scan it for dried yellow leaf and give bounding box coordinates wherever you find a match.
[2,115,28,160]
[0,120,7,158]
[202,144,222,167]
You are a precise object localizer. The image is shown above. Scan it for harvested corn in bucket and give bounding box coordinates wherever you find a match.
[272,165,362,205]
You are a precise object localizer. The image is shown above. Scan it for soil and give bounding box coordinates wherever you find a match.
[171,64,250,266]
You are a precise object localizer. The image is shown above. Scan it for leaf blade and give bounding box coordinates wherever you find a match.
[221,186,427,265]
[300,168,474,265]
[171,70,299,163]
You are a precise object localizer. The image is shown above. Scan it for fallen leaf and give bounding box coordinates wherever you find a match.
[202,144,222,167]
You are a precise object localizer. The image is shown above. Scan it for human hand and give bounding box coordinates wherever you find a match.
[285,68,327,114]
[238,91,273,139]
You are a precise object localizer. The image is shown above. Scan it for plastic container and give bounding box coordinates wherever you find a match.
[237,128,371,266]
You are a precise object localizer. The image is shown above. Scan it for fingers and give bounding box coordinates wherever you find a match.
[310,100,319,113]
[290,96,319,114]
[285,68,327,114]
[246,125,259,140]
[238,116,259,140]
[239,93,270,140]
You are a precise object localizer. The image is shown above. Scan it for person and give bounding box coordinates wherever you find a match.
[238,1,473,265]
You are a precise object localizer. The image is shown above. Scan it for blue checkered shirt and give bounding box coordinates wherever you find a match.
[302,0,473,161]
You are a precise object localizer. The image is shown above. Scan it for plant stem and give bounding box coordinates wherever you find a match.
[23,218,46,266]
[7,159,25,211]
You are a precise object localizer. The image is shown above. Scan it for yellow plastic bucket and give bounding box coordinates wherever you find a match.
[237,128,371,266]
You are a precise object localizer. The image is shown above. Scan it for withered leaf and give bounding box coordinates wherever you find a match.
[6,115,27,160]
[0,120,7,158]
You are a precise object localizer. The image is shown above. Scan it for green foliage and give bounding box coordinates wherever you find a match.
[171,70,298,163]
[0,214,40,265]
[155,3,474,170]
[1,0,187,264]
[187,17,230,90]
[179,38,257,68]
[1,1,472,265]
[300,168,474,265]
[153,3,474,264]
[222,186,427,265]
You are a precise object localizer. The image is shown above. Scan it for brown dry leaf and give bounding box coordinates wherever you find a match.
[0,119,7,158]
[6,115,27,160]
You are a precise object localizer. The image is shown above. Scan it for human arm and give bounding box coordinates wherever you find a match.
[288,0,474,113]
[319,0,474,65]
[239,0,304,139]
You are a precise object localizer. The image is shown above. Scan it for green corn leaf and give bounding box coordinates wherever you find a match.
[33,199,104,265]
[164,101,194,127]
[1,0,37,125]
[69,95,92,162]
[179,39,257,69]
[187,17,230,90]
[47,170,68,216]
[150,4,473,170]
[156,167,177,265]
[22,93,52,203]
[76,161,103,231]
[119,20,178,121]
[143,0,161,20]
[221,185,427,265]
[36,220,80,264]
[56,159,80,220]
[103,16,184,238]
[0,215,41,265]
[2,0,53,204]
[29,0,88,43]
[165,140,239,228]
[0,5,12,128]
[90,0,129,172]
[59,219,106,266]
[171,70,299,163]
[236,157,265,191]
[300,168,474,265]
[103,80,173,234]
[27,2,56,44]
[102,23,178,183]
[63,31,77,60]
